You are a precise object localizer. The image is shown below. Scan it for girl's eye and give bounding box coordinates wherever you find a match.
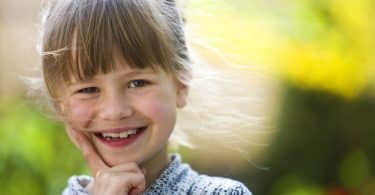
[76,87,100,94]
[128,79,150,88]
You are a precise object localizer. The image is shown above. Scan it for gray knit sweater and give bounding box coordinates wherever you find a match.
[62,154,252,195]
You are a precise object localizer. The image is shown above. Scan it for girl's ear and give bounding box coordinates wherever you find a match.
[176,82,188,108]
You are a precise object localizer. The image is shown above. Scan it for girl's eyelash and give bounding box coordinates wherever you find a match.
[73,80,149,94]
[128,79,150,88]
[76,87,100,94]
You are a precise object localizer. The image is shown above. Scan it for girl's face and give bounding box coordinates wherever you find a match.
[60,53,187,167]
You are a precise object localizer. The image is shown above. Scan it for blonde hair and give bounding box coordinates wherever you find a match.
[27,0,271,164]
[40,0,191,99]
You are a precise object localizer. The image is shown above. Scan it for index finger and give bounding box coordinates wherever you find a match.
[66,127,109,175]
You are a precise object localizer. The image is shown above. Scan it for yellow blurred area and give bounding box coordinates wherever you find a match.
[186,0,283,67]
[187,0,375,99]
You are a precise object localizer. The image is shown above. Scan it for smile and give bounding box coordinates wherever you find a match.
[93,126,147,148]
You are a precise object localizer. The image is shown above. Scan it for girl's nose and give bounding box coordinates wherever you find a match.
[98,92,133,121]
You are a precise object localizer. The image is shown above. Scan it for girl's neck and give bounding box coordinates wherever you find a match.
[141,147,170,189]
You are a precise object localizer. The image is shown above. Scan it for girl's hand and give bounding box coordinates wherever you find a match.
[66,128,146,195]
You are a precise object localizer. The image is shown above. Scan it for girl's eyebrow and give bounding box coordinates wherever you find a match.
[117,68,157,77]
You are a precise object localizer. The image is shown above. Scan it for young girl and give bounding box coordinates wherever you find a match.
[38,0,252,194]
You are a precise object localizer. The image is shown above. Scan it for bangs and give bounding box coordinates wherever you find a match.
[42,0,176,95]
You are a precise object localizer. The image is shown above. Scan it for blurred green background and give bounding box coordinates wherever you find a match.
[1,0,375,194]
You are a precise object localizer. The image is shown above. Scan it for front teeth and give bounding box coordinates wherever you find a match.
[128,129,137,135]
[101,129,138,140]
[103,133,121,139]
[120,131,129,138]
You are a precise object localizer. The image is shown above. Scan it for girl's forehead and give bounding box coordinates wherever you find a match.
[93,66,159,79]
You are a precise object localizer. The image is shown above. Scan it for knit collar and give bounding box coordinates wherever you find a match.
[145,153,197,194]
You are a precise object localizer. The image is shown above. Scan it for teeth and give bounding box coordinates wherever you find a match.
[102,133,120,138]
[101,129,139,139]
[120,131,129,138]
[128,129,138,135]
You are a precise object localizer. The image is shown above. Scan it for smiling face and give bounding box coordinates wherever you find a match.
[60,53,188,167]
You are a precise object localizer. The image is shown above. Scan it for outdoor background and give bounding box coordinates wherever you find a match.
[1,0,374,194]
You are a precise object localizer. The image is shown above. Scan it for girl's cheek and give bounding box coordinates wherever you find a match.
[136,92,176,125]
[66,99,96,128]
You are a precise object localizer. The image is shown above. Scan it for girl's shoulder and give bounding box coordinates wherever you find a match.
[62,154,252,195]
[187,174,252,195]
[146,153,252,195]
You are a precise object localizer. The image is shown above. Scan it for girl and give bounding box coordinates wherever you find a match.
[38,0,252,194]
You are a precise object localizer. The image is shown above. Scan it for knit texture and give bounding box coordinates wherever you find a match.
[62,154,252,195]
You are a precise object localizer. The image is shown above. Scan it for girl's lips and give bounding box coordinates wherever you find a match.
[93,126,145,134]
[93,126,147,148]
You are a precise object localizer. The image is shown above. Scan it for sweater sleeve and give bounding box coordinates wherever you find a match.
[225,182,252,195]
[62,175,92,195]
[189,175,252,195]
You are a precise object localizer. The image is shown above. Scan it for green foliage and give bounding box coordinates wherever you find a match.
[339,149,371,189]
[0,97,88,195]
[271,175,324,195]
[252,83,375,194]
